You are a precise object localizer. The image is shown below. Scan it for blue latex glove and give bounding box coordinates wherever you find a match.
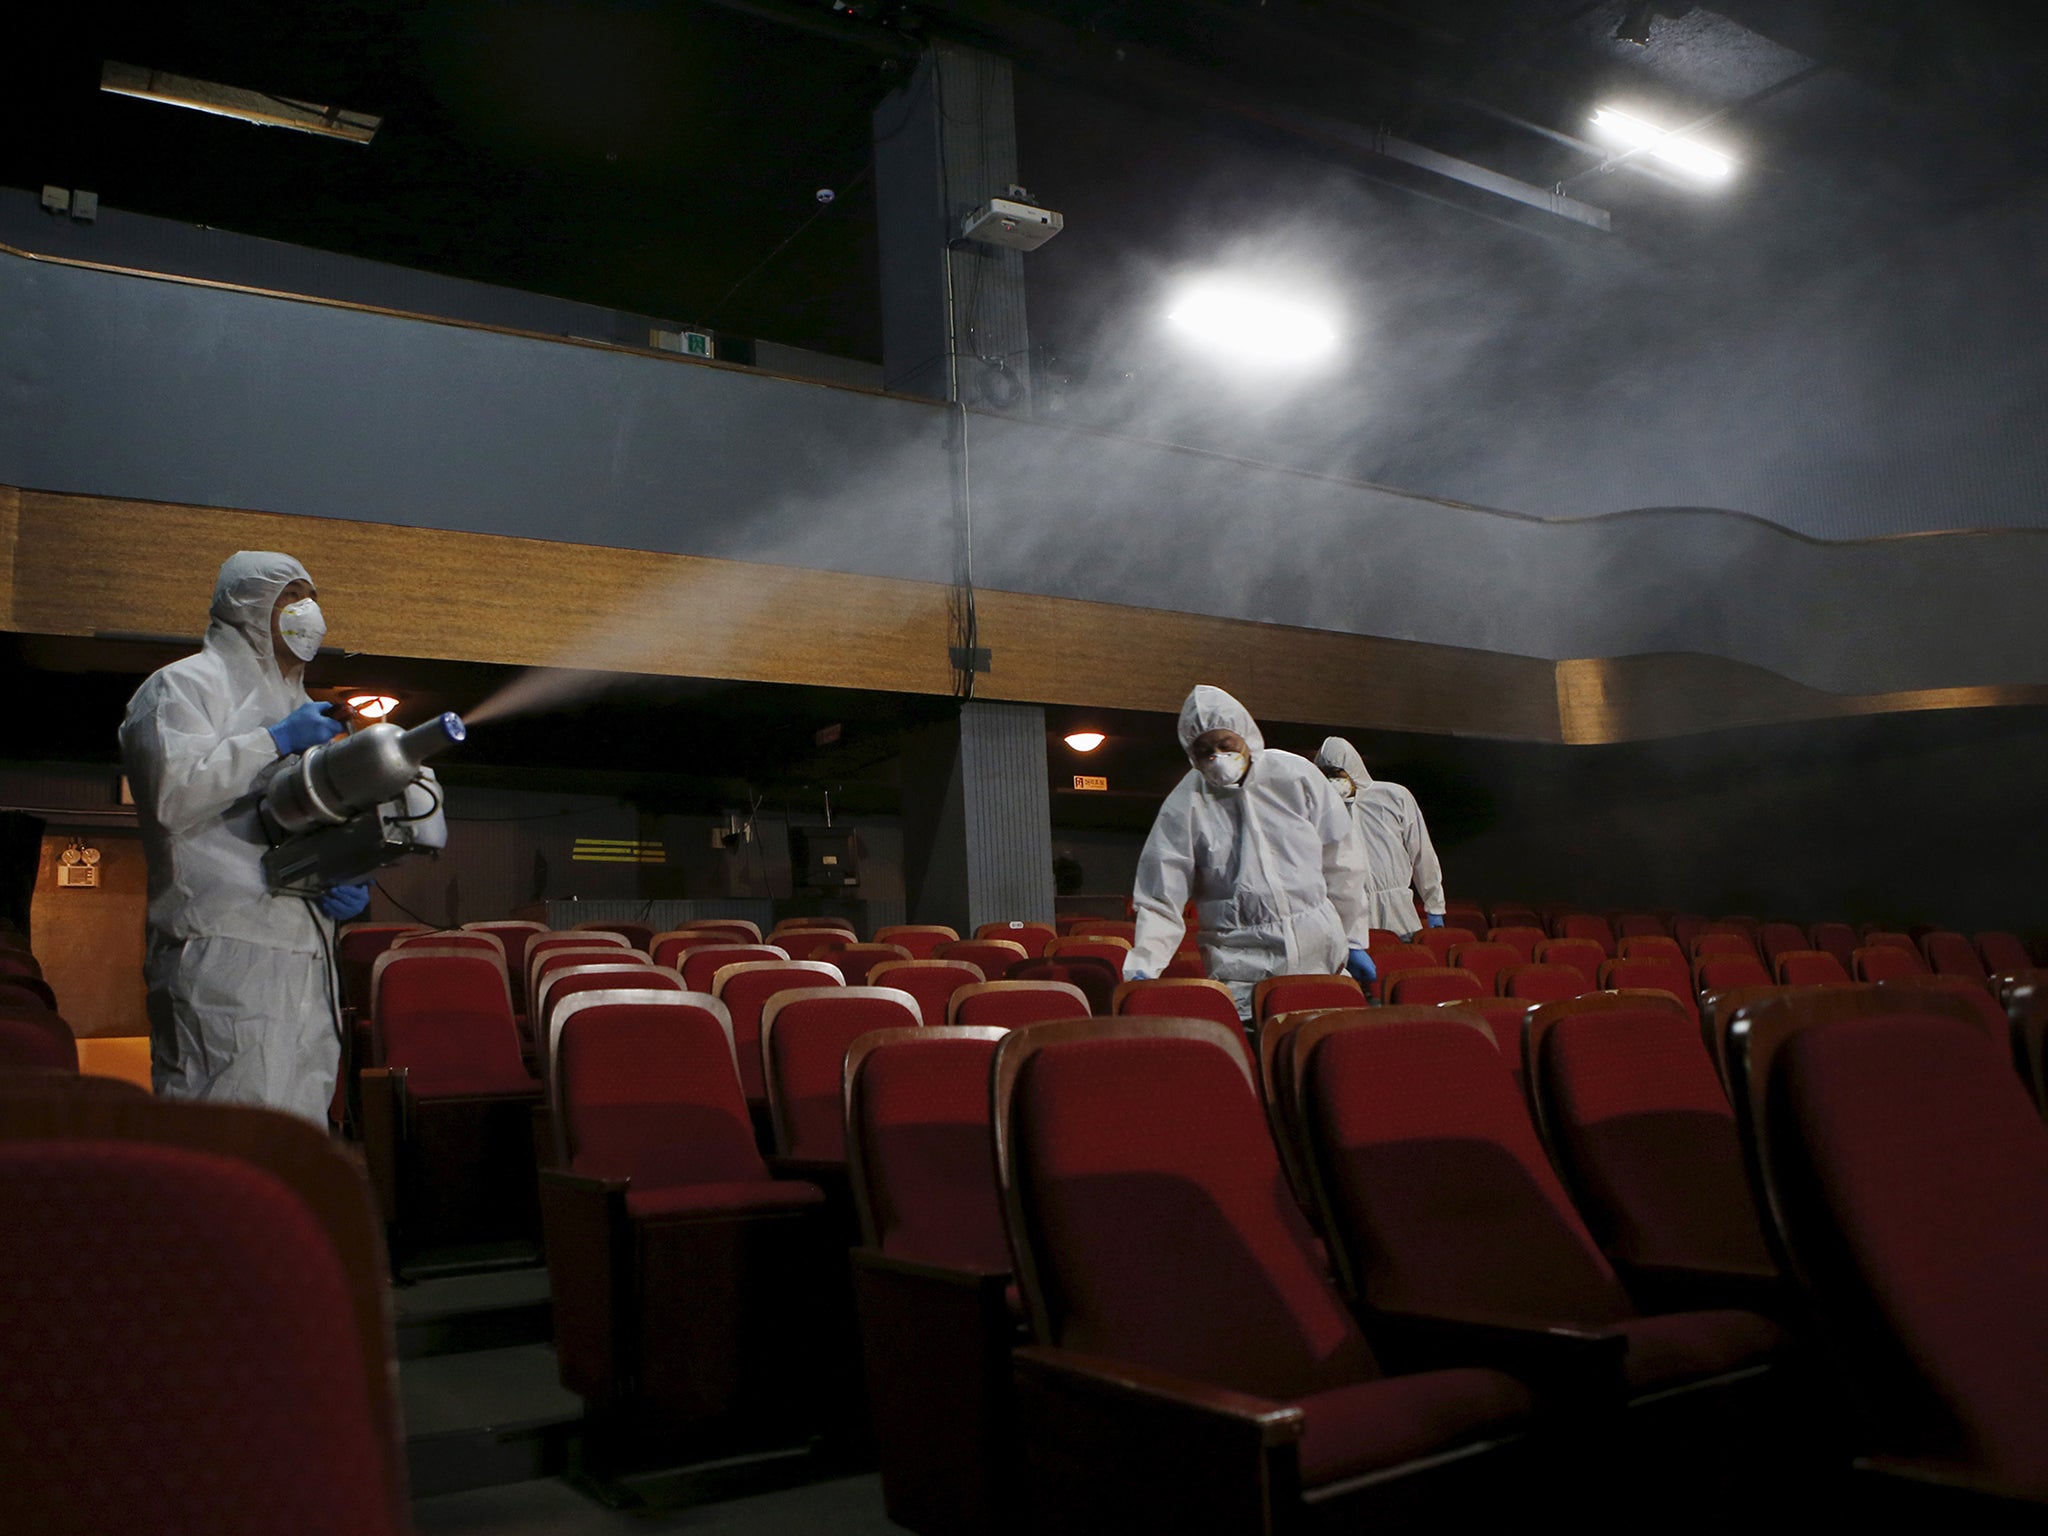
[1345,948,1377,985]
[1126,969,1155,983]
[1425,913,1445,929]
[268,701,344,756]
[318,882,371,922]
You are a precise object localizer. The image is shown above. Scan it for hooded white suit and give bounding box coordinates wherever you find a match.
[1126,688,1367,1016]
[1315,737,1446,940]
[120,552,340,1124]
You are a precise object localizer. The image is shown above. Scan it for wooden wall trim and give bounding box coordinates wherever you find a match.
[6,487,2042,745]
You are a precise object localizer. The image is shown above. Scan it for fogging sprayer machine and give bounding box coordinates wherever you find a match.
[260,712,467,895]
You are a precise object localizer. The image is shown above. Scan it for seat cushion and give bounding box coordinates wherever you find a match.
[1617,1308,1783,1392]
[625,1179,824,1220]
[1296,1368,1532,1487]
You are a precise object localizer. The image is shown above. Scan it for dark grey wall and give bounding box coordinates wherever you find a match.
[5,225,2046,697]
[1256,705,2048,938]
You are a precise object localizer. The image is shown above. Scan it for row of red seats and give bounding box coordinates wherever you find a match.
[1443,903,2041,973]
[851,977,2048,1529]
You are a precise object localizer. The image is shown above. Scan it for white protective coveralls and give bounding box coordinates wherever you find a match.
[1315,737,1446,940]
[1125,688,1368,1017]
[119,552,340,1125]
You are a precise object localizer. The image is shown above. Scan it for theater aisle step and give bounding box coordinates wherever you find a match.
[396,1263,583,1498]
[411,1471,906,1533]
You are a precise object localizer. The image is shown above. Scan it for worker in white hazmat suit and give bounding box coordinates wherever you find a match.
[1315,737,1447,941]
[120,552,372,1125]
[1125,686,1373,1019]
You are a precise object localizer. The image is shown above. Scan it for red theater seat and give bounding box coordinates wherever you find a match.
[2012,978,2048,1118]
[462,921,545,1009]
[1758,923,1811,968]
[1252,973,1363,1027]
[1386,967,1486,1006]
[1860,929,1916,952]
[1365,942,1437,1001]
[652,929,740,968]
[542,992,829,1438]
[1919,930,1987,984]
[764,927,854,962]
[1731,989,2048,1503]
[1500,963,1588,1004]
[1537,938,1607,989]
[0,1089,410,1536]
[1690,932,1755,962]
[335,923,424,1021]
[1044,935,1133,969]
[679,919,766,943]
[1443,901,1487,934]
[936,938,1029,976]
[1808,922,1860,971]
[1069,919,1138,942]
[360,950,538,1257]
[976,921,1056,958]
[1525,995,1778,1313]
[875,925,962,959]
[868,959,986,1028]
[1112,977,1243,1031]
[762,988,921,1163]
[950,980,1091,1030]
[1414,925,1478,961]
[1486,926,1547,962]
[828,943,919,987]
[1451,942,1521,997]
[1775,949,1851,987]
[1874,974,2007,1045]
[1613,914,1669,940]
[1600,957,1700,1025]
[534,964,680,1084]
[678,943,789,995]
[712,960,845,1106]
[1007,956,1121,1016]
[1695,954,1772,998]
[575,919,657,952]
[1553,913,1615,953]
[1489,904,1543,931]
[845,1027,1019,1536]
[993,1018,1531,1530]
[1853,946,1928,983]
[1977,930,2034,977]
[1297,1014,1783,1406]
[1618,935,1684,963]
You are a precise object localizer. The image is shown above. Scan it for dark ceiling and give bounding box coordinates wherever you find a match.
[11,2,2048,365]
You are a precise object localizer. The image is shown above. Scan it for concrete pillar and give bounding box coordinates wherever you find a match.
[873,41,1032,412]
[901,701,1055,932]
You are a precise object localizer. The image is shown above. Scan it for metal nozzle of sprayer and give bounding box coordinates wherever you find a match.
[260,712,466,894]
[265,712,467,834]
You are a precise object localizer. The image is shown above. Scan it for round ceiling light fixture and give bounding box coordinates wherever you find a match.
[1063,731,1107,753]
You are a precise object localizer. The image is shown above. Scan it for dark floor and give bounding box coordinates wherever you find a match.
[395,1263,907,1534]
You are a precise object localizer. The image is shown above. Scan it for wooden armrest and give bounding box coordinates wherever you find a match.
[1015,1345,1303,1444]
[851,1247,1012,1293]
[1366,1308,1628,1405]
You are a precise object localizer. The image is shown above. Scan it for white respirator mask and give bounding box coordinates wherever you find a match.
[1198,752,1249,789]
[276,598,327,663]
[1332,773,1357,802]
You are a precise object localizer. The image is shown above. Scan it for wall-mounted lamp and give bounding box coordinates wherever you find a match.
[1063,731,1107,753]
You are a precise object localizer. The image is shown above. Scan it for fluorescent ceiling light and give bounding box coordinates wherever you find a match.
[1165,280,1340,367]
[1063,731,1107,753]
[1589,106,1734,181]
[101,61,381,144]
